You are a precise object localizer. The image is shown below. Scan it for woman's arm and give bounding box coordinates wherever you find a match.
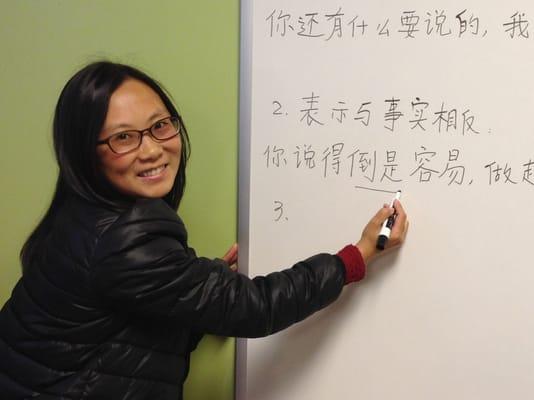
[90,198,407,338]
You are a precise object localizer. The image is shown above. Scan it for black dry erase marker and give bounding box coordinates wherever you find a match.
[376,190,402,250]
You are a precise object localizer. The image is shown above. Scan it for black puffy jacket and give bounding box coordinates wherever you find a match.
[0,197,346,399]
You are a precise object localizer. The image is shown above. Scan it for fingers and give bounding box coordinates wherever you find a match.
[372,204,395,228]
[357,199,409,261]
[388,200,408,248]
[222,243,238,266]
[355,205,395,262]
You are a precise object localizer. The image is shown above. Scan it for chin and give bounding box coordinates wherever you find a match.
[147,185,172,199]
[118,174,177,199]
[142,188,173,199]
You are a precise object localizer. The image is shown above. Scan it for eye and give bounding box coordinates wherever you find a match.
[111,131,136,144]
[116,132,132,141]
[153,119,170,131]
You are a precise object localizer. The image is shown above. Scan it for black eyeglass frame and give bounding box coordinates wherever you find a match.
[97,116,181,154]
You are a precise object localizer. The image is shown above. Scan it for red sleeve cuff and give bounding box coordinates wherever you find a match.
[337,244,366,284]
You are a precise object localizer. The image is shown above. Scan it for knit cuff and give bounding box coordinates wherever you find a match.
[337,244,366,284]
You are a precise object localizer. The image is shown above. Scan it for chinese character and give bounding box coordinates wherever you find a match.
[439,149,467,185]
[380,150,402,183]
[377,18,390,37]
[410,146,440,182]
[433,102,457,133]
[325,7,344,40]
[266,10,293,37]
[354,101,371,126]
[322,143,345,177]
[297,13,324,38]
[484,161,518,184]
[522,160,534,185]
[503,12,530,39]
[294,145,316,169]
[456,9,485,37]
[384,98,403,132]
[462,110,480,135]
[399,11,420,39]
[348,15,368,37]
[331,101,349,123]
[300,92,324,126]
[425,10,452,36]
[348,149,377,182]
[409,97,429,131]
[264,145,287,168]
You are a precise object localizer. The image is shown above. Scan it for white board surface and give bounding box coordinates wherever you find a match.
[238,2,534,399]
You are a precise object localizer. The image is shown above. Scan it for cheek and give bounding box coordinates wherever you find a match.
[166,137,183,161]
[98,151,136,181]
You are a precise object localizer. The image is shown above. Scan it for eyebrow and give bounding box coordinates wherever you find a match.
[106,110,169,132]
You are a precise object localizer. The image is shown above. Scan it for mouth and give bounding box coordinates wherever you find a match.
[138,164,167,178]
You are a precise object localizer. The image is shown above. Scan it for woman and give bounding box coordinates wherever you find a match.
[0,61,408,399]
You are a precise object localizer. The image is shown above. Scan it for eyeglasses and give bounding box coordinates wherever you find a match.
[97,116,181,154]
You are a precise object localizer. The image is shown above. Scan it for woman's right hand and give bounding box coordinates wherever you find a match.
[355,200,408,264]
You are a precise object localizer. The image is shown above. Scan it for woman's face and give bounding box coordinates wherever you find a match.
[97,79,182,199]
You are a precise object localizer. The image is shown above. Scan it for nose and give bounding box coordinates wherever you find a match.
[137,130,163,160]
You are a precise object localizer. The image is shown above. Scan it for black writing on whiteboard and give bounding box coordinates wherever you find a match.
[266,8,533,40]
[273,95,486,135]
[273,200,288,221]
[263,144,534,188]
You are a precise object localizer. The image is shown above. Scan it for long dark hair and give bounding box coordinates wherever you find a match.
[20,61,191,272]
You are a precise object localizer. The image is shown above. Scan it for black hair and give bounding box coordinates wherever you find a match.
[20,61,191,272]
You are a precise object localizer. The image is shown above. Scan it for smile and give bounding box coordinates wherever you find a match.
[138,164,167,177]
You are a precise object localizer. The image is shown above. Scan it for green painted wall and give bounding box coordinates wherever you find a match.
[0,1,238,399]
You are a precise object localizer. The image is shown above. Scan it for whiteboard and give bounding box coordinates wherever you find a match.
[238,1,534,399]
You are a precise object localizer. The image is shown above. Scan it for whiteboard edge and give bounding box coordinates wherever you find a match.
[236,0,252,399]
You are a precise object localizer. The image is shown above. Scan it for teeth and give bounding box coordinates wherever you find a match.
[139,165,165,177]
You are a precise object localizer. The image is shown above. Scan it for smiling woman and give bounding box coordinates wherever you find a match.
[96,79,183,199]
[0,61,408,400]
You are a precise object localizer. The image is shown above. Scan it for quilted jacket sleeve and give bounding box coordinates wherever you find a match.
[90,199,345,338]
